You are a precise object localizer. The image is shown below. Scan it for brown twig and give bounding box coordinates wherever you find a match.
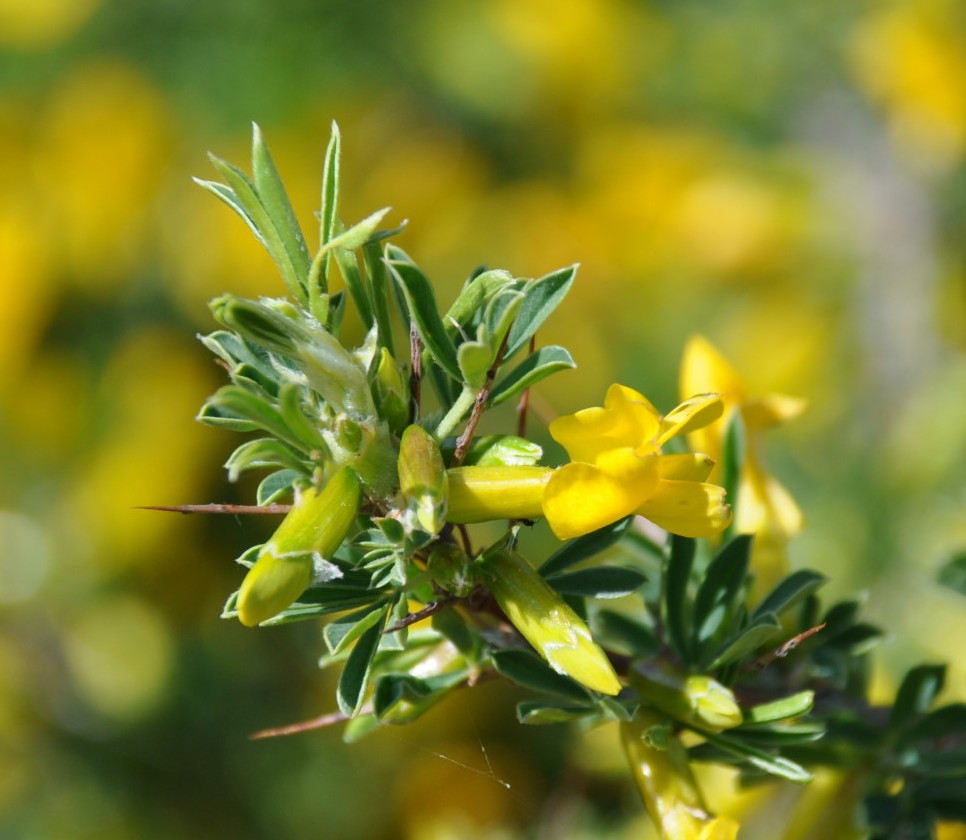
[136,504,292,515]
[384,597,456,634]
[750,623,827,671]
[451,332,511,466]
[516,334,536,438]
[409,325,423,424]
[250,709,350,739]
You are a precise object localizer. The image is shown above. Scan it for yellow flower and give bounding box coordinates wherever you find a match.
[680,335,806,600]
[621,709,740,840]
[543,384,731,540]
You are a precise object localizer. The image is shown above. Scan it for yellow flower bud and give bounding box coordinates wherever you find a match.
[622,709,740,840]
[477,547,622,695]
[398,425,448,535]
[237,467,361,626]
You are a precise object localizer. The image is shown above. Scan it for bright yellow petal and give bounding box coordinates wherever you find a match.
[699,817,740,840]
[544,457,658,540]
[742,393,808,429]
[637,479,732,538]
[659,393,724,444]
[549,383,661,463]
[658,453,716,482]
[679,335,745,406]
[736,456,804,540]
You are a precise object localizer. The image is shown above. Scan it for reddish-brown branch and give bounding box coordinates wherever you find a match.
[451,332,511,466]
[136,504,292,515]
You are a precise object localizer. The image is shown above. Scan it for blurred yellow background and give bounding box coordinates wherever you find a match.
[1,0,965,837]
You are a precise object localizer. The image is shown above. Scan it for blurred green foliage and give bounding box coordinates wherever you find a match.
[1,0,965,837]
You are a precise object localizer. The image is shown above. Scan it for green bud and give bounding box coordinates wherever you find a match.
[297,329,375,419]
[237,467,362,626]
[371,348,409,434]
[631,662,742,733]
[398,425,448,535]
[477,546,621,696]
[210,294,305,356]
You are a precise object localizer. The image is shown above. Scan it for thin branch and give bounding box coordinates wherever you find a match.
[409,325,423,424]
[384,597,456,634]
[451,331,511,466]
[136,504,292,515]
[750,623,827,671]
[250,709,351,739]
[516,334,536,438]
[456,523,473,557]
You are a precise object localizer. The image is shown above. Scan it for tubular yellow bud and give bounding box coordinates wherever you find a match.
[631,662,742,733]
[398,425,448,534]
[621,709,740,840]
[477,547,622,695]
[446,466,551,524]
[237,467,362,627]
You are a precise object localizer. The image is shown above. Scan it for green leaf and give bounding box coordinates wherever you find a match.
[707,612,782,669]
[753,570,828,620]
[489,648,590,702]
[938,551,966,597]
[547,566,647,599]
[517,701,595,725]
[373,671,467,720]
[276,382,330,452]
[256,469,302,505]
[539,516,634,576]
[332,246,374,329]
[890,664,946,730]
[206,155,306,304]
[319,121,340,251]
[489,345,576,406]
[701,732,813,783]
[592,610,660,658]
[337,604,389,716]
[505,265,577,356]
[225,438,308,481]
[729,723,825,747]
[444,269,516,332]
[692,534,752,649]
[662,535,696,663]
[744,691,815,724]
[905,703,966,742]
[251,123,311,289]
[388,258,461,380]
[323,602,392,655]
[363,241,395,356]
[200,386,309,452]
[719,411,745,541]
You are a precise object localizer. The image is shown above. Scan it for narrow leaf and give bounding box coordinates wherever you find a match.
[337,605,389,716]
[744,691,815,724]
[708,612,783,669]
[702,732,813,783]
[389,259,461,380]
[505,265,577,356]
[547,566,647,599]
[323,603,391,655]
[890,664,946,730]
[692,534,752,649]
[662,535,696,662]
[251,123,311,287]
[753,570,827,620]
[490,648,590,702]
[540,516,634,576]
[490,346,576,406]
[517,701,594,725]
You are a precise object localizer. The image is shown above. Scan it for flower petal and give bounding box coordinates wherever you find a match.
[544,455,658,540]
[659,393,724,444]
[659,453,716,482]
[742,393,808,429]
[636,479,732,538]
[550,383,661,463]
[679,335,745,404]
